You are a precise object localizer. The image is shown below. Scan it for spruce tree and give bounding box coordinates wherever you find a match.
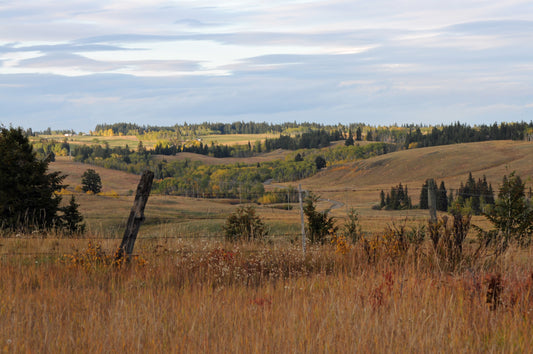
[483,172,533,252]
[0,127,65,231]
[419,180,429,209]
[61,195,85,234]
[81,169,102,194]
[345,130,354,146]
[356,127,362,141]
[437,181,448,211]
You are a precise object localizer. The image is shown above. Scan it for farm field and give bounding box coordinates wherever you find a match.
[3,139,533,352]
[34,132,280,151]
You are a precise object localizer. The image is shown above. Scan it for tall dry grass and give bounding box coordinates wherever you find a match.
[1,237,532,352]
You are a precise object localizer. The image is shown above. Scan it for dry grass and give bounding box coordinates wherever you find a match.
[294,140,533,232]
[152,149,291,166]
[48,140,533,236]
[1,236,532,352]
[6,140,530,351]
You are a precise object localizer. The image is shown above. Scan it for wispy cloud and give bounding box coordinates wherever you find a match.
[0,1,532,131]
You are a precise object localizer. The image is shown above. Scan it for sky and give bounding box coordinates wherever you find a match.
[1,1,533,132]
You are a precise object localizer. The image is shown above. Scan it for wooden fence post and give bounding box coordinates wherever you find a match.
[117,170,154,261]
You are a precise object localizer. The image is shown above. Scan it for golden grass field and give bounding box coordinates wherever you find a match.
[35,132,278,151]
[1,238,532,352]
[2,139,533,352]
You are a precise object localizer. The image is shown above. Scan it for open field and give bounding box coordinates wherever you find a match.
[153,149,292,166]
[35,132,281,150]
[1,237,532,352]
[47,140,533,237]
[3,139,533,352]
[198,133,279,145]
[34,134,147,148]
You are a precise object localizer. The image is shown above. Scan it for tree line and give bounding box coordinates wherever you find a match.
[378,173,496,215]
[404,121,532,149]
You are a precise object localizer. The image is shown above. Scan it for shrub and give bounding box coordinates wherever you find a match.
[224,206,267,242]
[428,212,472,271]
[303,193,337,244]
[343,208,363,243]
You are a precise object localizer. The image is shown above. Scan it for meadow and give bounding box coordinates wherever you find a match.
[2,139,533,352]
[1,236,532,352]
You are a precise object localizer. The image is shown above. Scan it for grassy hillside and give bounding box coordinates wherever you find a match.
[306,140,533,190]
[48,140,533,236]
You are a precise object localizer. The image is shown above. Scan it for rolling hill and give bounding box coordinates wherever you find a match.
[48,140,533,234]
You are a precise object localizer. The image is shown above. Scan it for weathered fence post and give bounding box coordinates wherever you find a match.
[117,170,154,261]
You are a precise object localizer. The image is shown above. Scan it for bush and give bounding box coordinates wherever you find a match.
[315,156,327,170]
[224,206,267,242]
[303,193,337,244]
[343,208,363,243]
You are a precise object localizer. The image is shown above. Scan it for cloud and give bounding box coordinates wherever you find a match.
[1,1,532,131]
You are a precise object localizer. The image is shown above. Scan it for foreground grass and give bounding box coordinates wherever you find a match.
[1,239,532,352]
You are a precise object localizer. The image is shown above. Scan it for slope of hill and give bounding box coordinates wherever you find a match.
[306,140,533,191]
[48,140,533,235]
[296,140,533,219]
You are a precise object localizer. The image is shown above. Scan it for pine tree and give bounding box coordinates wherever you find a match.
[60,195,85,234]
[483,172,533,252]
[419,180,429,209]
[345,130,354,146]
[81,169,102,194]
[437,181,448,211]
[0,127,65,231]
[356,127,362,141]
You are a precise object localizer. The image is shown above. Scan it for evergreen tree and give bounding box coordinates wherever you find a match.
[0,127,65,231]
[456,173,495,214]
[483,172,533,252]
[419,180,429,209]
[60,195,85,234]
[356,127,362,141]
[380,190,386,209]
[447,189,454,209]
[345,130,354,146]
[315,156,327,169]
[437,181,448,211]
[81,169,102,194]
[381,183,412,210]
[304,193,337,244]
